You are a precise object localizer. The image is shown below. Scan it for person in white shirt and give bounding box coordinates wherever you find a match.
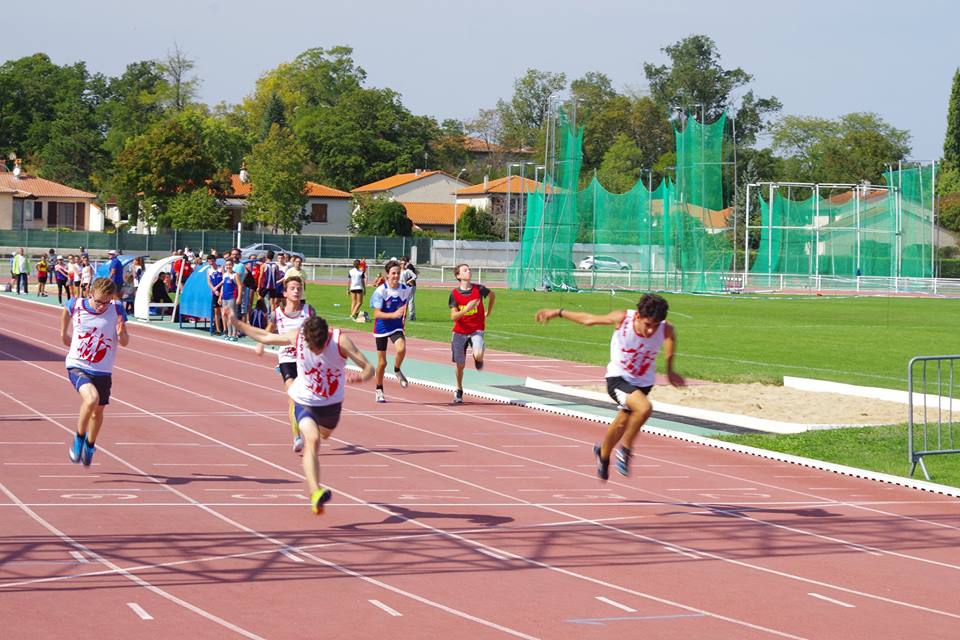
[347,259,366,322]
[535,294,685,480]
[223,306,374,515]
[399,256,418,321]
[79,256,94,296]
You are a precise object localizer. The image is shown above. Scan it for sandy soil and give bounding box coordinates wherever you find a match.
[583,382,922,426]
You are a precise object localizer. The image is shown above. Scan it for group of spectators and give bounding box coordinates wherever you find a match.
[349,255,418,322]
[8,246,139,309]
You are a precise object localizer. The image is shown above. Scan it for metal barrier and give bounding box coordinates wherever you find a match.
[908,355,960,480]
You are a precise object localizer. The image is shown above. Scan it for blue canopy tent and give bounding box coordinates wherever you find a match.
[178,259,254,333]
[95,254,143,279]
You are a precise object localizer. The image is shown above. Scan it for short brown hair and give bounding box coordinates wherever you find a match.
[636,293,668,321]
[284,275,304,290]
[302,316,329,351]
[455,263,469,279]
[384,259,401,274]
[90,278,118,297]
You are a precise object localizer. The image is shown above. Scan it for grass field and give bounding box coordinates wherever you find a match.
[304,282,960,486]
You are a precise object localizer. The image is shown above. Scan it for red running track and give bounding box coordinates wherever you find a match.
[1,296,959,639]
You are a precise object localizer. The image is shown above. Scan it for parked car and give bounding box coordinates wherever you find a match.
[239,243,304,262]
[578,255,631,271]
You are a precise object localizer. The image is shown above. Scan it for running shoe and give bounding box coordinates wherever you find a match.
[81,440,95,467]
[453,389,463,404]
[615,447,632,477]
[394,369,408,388]
[474,359,484,371]
[69,433,84,463]
[293,434,304,454]
[375,389,385,403]
[594,444,609,481]
[311,487,332,515]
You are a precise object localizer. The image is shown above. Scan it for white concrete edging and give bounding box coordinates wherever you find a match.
[784,375,953,409]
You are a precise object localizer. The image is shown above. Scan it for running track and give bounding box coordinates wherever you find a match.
[1,296,959,639]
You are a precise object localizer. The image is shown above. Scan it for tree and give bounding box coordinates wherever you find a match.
[159,43,198,111]
[430,119,469,176]
[457,205,497,240]
[261,92,287,139]
[166,189,227,229]
[945,68,960,168]
[295,87,437,190]
[98,60,171,159]
[770,112,911,183]
[644,35,780,144]
[39,98,106,192]
[244,124,310,233]
[597,135,644,193]
[497,69,567,148]
[112,117,219,227]
[352,197,412,236]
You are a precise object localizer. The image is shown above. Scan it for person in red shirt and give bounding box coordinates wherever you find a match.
[448,263,495,404]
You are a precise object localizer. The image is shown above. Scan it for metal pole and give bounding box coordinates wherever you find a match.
[856,182,861,276]
[744,183,751,286]
[767,183,774,275]
[505,164,513,243]
[931,160,937,278]
[731,111,738,273]
[814,184,820,288]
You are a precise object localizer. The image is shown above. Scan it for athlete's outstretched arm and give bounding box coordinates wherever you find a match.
[662,323,685,387]
[535,308,626,327]
[223,306,293,347]
[59,307,71,347]
[338,334,375,383]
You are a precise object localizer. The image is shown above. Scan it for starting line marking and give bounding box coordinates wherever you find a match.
[808,592,855,608]
[595,596,637,613]
[369,599,402,617]
[127,602,154,620]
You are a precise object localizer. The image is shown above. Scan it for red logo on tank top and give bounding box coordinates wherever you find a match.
[76,329,112,363]
[303,365,340,398]
[619,347,655,378]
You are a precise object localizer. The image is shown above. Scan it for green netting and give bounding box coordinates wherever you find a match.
[750,166,934,279]
[509,110,731,292]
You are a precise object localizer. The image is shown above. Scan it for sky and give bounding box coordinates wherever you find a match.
[8,0,959,161]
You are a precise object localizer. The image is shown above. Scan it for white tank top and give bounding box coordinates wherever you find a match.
[65,298,123,375]
[288,328,347,407]
[274,304,314,364]
[604,310,666,387]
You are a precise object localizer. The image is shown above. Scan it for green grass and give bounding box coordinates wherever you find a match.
[304,283,960,487]
[717,425,960,487]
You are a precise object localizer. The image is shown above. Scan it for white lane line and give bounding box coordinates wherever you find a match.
[5,462,99,466]
[69,551,90,563]
[127,602,154,620]
[321,464,390,467]
[502,445,578,448]
[845,544,884,557]
[373,444,458,447]
[153,463,248,467]
[0,441,61,444]
[664,546,701,560]
[595,596,637,613]
[666,488,756,491]
[349,476,405,479]
[369,599,402,616]
[478,549,509,561]
[808,592,855,608]
[439,464,524,467]
[364,489,460,492]
[279,548,305,563]
[495,476,551,479]
[114,443,219,447]
[40,475,100,478]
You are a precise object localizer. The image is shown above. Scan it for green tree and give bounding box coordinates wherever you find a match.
[945,68,960,167]
[430,119,468,176]
[644,35,780,144]
[457,205,497,239]
[770,112,911,183]
[352,197,412,236]
[261,92,287,139]
[295,87,437,190]
[244,124,310,233]
[159,43,198,111]
[597,134,644,193]
[98,60,171,159]
[497,69,567,148]
[39,98,106,192]
[112,117,219,227]
[166,189,227,229]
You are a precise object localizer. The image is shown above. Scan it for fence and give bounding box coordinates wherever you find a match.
[0,229,431,261]
[908,355,960,480]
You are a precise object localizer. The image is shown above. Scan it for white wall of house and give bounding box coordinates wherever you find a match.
[386,174,465,203]
[300,197,352,234]
[455,195,492,210]
[0,193,12,229]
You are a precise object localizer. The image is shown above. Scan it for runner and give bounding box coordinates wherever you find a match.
[448,263,495,404]
[347,259,366,322]
[256,275,315,453]
[223,306,374,514]
[535,293,685,480]
[370,259,411,403]
[60,278,130,466]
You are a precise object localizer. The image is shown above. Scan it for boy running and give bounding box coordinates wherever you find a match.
[370,260,411,403]
[60,278,130,466]
[256,276,315,453]
[535,293,684,480]
[223,306,374,514]
[449,263,495,404]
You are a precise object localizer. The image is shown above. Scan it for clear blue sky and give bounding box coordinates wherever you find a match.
[10,0,958,161]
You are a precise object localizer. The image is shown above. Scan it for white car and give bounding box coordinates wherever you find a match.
[239,243,304,262]
[578,255,631,271]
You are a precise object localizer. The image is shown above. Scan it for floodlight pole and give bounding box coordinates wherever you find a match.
[931,160,937,279]
[452,168,466,267]
[743,183,752,287]
[505,164,514,243]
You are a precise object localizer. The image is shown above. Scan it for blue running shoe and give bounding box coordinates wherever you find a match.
[69,433,84,463]
[311,487,332,515]
[594,444,609,481]
[81,439,95,467]
[615,447,632,477]
[293,434,304,454]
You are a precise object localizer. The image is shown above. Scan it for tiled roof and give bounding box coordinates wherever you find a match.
[352,171,468,193]
[462,136,534,155]
[399,201,467,226]
[456,176,548,195]
[826,189,888,205]
[0,173,94,199]
[228,175,351,199]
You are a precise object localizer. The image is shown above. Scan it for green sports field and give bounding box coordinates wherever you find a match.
[304,283,960,486]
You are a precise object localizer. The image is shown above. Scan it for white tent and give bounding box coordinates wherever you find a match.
[133,256,181,321]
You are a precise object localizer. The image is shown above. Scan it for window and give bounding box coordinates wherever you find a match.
[48,201,57,226]
[58,202,76,229]
[75,202,85,230]
[310,203,328,223]
[33,201,43,220]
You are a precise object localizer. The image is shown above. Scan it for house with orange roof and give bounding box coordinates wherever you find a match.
[352,169,471,233]
[0,161,97,231]
[222,170,354,234]
[454,175,548,232]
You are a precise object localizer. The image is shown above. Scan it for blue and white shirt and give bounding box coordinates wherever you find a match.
[64,297,127,376]
[371,283,410,337]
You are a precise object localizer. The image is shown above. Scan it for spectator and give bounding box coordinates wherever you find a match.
[106,249,123,298]
[53,256,70,303]
[220,259,242,341]
[399,256,418,321]
[250,297,269,330]
[80,255,94,297]
[284,255,304,282]
[78,245,89,261]
[36,253,49,297]
[151,272,174,317]
[68,255,82,295]
[132,257,145,286]
[347,259,366,322]
[277,252,289,276]
[206,254,224,335]
[257,250,283,312]
[11,248,29,295]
